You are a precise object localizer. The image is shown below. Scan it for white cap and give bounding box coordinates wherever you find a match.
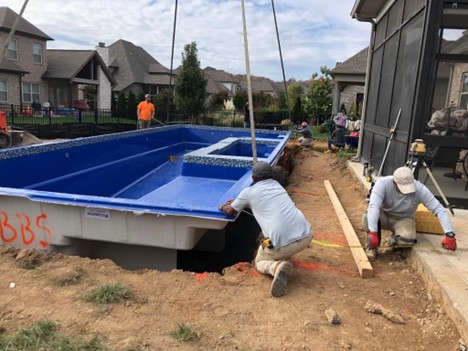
[393,167,415,194]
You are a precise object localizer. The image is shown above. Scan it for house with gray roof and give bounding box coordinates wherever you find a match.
[330,47,368,116]
[203,67,240,97]
[108,39,173,96]
[0,6,115,110]
[240,77,279,97]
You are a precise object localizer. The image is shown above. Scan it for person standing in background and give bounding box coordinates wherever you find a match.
[137,94,155,129]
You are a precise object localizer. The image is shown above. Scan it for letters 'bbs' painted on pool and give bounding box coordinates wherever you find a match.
[0,125,290,253]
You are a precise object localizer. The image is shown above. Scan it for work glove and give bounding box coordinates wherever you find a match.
[368,231,379,249]
[441,232,457,251]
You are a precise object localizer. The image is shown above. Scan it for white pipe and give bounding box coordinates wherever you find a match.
[241,0,257,163]
[0,0,30,62]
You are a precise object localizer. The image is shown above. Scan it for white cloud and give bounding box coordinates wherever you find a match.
[2,0,371,81]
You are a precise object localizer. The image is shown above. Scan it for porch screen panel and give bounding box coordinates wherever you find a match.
[375,16,388,48]
[387,0,404,37]
[382,135,410,175]
[361,127,373,163]
[365,48,384,125]
[403,0,426,22]
[390,11,424,134]
[376,34,399,129]
[372,133,388,173]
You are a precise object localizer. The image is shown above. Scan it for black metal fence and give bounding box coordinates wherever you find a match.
[1,103,291,131]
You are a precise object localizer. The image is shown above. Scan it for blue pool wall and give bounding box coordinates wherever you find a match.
[0,125,289,200]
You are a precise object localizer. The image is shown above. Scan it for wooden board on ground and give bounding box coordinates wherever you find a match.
[324,180,374,278]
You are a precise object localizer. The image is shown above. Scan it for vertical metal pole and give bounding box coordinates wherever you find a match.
[270,0,291,121]
[166,0,178,124]
[241,0,257,163]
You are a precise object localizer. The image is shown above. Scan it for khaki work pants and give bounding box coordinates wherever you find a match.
[255,234,312,276]
[362,211,416,247]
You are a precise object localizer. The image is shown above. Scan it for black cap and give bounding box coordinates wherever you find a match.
[252,161,272,177]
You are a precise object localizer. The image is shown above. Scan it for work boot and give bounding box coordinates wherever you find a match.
[271,261,293,297]
[365,248,378,261]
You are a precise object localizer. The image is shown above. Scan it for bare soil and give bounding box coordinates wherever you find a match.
[0,141,460,351]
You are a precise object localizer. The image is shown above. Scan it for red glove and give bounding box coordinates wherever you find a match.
[441,235,457,251]
[368,231,379,249]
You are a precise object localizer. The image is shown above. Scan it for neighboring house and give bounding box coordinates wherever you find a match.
[330,47,368,115]
[203,67,240,109]
[43,49,116,109]
[0,7,115,109]
[240,77,279,97]
[108,39,174,97]
[0,6,52,107]
[204,67,240,97]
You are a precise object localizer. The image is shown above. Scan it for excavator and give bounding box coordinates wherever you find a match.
[0,111,42,149]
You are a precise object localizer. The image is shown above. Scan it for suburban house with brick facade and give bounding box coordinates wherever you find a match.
[0,7,115,110]
[330,47,368,117]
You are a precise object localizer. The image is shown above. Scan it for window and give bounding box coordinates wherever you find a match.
[460,73,468,109]
[22,83,40,103]
[7,39,18,60]
[33,43,42,64]
[0,81,7,102]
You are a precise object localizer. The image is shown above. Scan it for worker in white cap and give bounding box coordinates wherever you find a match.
[362,166,457,260]
[218,161,312,297]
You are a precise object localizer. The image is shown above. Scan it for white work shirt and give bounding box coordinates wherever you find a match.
[231,179,312,248]
[367,176,453,233]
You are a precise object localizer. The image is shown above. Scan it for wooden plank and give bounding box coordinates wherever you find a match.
[324,180,374,278]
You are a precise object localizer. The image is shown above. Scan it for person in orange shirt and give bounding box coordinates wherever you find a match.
[137,94,155,129]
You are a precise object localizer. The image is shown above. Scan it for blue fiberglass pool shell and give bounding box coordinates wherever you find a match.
[0,125,290,221]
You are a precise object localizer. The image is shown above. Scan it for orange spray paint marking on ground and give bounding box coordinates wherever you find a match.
[292,259,356,276]
[195,272,208,281]
[292,259,338,273]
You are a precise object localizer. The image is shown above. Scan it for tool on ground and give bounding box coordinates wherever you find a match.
[405,139,455,215]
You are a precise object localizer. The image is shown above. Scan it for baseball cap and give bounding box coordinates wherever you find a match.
[252,161,273,178]
[393,167,415,194]
[145,94,151,98]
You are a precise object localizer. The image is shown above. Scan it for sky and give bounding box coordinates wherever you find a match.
[3,0,372,82]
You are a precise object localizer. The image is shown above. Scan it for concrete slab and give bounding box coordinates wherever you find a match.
[347,160,468,342]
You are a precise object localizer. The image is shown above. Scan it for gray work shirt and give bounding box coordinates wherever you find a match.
[231,179,312,248]
[367,176,453,233]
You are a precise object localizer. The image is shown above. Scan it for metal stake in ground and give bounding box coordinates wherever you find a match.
[378,108,402,177]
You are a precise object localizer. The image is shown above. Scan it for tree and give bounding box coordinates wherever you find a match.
[138,92,146,104]
[278,91,288,110]
[303,66,333,125]
[287,82,304,113]
[174,42,207,122]
[117,92,127,119]
[154,89,176,119]
[80,85,96,109]
[127,91,137,120]
[233,90,247,111]
[208,91,230,111]
[111,93,117,117]
[292,96,302,124]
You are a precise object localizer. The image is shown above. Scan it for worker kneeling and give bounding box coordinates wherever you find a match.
[218,161,312,297]
[362,166,457,260]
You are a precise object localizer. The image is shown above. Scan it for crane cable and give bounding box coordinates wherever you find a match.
[0,0,30,63]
